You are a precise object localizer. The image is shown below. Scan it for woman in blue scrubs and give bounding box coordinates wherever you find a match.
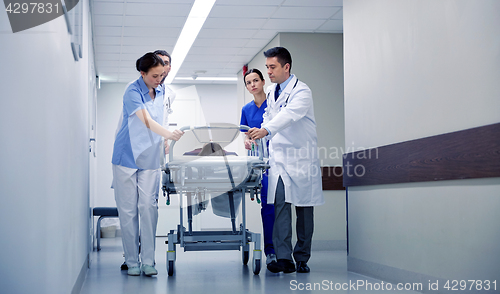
[112,53,183,276]
[240,68,276,266]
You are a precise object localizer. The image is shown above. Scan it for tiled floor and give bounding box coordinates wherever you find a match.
[80,237,422,294]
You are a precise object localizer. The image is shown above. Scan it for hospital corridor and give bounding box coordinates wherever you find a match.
[79,237,422,294]
[1,1,499,294]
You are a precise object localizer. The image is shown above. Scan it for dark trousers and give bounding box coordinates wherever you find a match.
[260,174,275,256]
[272,177,314,263]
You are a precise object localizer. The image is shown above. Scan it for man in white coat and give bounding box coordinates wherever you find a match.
[153,50,176,156]
[248,47,324,273]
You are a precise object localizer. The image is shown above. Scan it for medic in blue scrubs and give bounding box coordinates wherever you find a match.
[112,52,183,276]
[240,68,277,266]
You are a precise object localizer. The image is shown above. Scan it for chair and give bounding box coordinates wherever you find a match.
[93,207,119,251]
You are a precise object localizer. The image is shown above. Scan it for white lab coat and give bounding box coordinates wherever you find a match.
[162,84,176,127]
[262,75,324,207]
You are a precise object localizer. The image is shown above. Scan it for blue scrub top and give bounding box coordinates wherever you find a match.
[240,99,267,129]
[240,100,269,155]
[112,77,164,170]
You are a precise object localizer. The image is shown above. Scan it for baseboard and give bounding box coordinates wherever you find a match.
[348,257,482,293]
[71,254,89,294]
[312,240,347,251]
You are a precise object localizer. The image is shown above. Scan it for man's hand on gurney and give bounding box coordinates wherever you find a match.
[244,134,256,150]
[167,129,184,141]
[248,127,268,140]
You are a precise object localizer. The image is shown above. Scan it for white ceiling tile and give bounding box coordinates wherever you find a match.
[228,55,256,64]
[92,1,342,83]
[283,0,343,6]
[119,53,148,61]
[93,0,127,3]
[124,3,192,16]
[193,38,249,48]
[95,36,123,45]
[331,7,343,19]
[122,26,181,38]
[96,53,121,61]
[243,38,272,49]
[264,18,325,31]
[272,6,340,19]
[119,36,176,46]
[181,61,228,70]
[118,68,138,75]
[96,45,122,53]
[94,15,123,26]
[210,5,277,18]
[184,54,233,62]
[123,15,185,28]
[317,19,343,31]
[98,67,121,74]
[197,28,259,39]
[215,0,283,5]
[97,60,127,67]
[94,26,122,36]
[92,2,125,15]
[251,30,279,40]
[119,45,174,54]
[204,17,268,29]
[125,0,194,4]
[188,46,242,55]
[238,47,265,57]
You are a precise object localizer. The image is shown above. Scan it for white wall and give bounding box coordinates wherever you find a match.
[239,33,347,248]
[344,0,500,284]
[0,1,94,293]
[344,0,500,149]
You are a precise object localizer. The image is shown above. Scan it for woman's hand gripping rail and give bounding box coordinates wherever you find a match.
[136,108,184,141]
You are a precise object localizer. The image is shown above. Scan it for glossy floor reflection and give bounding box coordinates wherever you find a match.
[80,237,422,294]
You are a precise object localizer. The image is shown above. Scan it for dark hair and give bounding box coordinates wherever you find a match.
[243,68,265,85]
[198,142,226,156]
[263,47,292,71]
[153,50,171,63]
[136,52,165,72]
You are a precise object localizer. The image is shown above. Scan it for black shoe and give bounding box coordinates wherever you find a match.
[296,261,310,273]
[267,259,296,273]
[267,260,281,273]
[281,259,296,273]
[120,262,128,270]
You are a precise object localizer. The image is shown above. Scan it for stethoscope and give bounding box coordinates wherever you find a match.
[266,78,299,108]
[166,96,173,114]
[161,83,173,114]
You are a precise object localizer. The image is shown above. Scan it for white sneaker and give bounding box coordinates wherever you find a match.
[127,266,141,276]
[141,264,158,276]
[266,253,277,265]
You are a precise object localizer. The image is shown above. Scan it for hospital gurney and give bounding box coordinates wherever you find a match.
[161,124,269,275]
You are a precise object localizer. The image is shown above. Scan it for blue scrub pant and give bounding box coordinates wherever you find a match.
[260,173,275,256]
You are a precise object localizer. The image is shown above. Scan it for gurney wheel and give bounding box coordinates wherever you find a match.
[252,259,261,275]
[242,250,249,265]
[167,260,174,276]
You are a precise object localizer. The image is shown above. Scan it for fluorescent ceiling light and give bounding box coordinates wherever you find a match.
[175,77,238,81]
[165,0,216,84]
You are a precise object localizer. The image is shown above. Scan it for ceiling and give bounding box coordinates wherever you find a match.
[91,0,343,84]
